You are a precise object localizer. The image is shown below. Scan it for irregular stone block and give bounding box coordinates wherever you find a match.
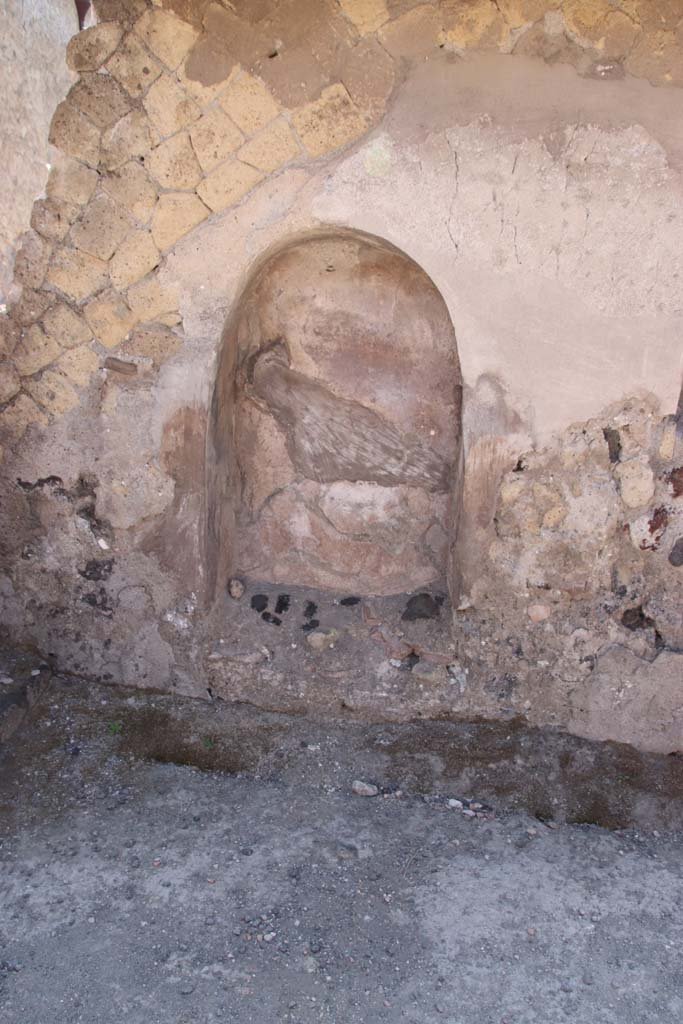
[190,108,244,173]
[292,84,368,157]
[614,458,655,508]
[69,72,131,130]
[219,73,280,135]
[495,0,553,28]
[440,0,507,49]
[13,232,52,290]
[57,345,100,387]
[47,247,109,302]
[31,197,79,242]
[669,537,683,567]
[379,5,441,58]
[92,0,147,24]
[126,276,179,322]
[151,193,209,251]
[0,393,48,441]
[147,133,203,189]
[101,110,153,171]
[8,288,52,326]
[339,0,389,35]
[42,304,92,350]
[196,160,264,213]
[106,33,163,98]
[659,420,677,462]
[66,22,123,72]
[46,155,98,206]
[109,231,159,290]
[12,324,61,377]
[85,289,138,348]
[70,193,133,261]
[143,75,199,138]
[134,8,200,70]
[0,361,21,404]
[25,371,79,416]
[100,161,158,223]
[120,323,181,367]
[49,101,101,168]
[0,317,21,358]
[237,119,300,174]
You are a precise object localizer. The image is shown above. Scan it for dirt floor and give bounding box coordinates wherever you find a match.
[1,674,682,1024]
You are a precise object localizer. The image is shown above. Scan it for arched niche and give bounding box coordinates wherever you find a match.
[206,229,463,601]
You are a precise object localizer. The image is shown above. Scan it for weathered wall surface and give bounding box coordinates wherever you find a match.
[0,0,78,304]
[221,233,461,595]
[0,0,681,752]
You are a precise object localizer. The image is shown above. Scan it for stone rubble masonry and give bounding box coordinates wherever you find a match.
[150,194,209,251]
[24,370,80,417]
[105,33,163,98]
[41,304,92,350]
[120,323,182,367]
[196,159,265,214]
[48,101,101,168]
[46,247,109,303]
[292,84,368,158]
[57,345,100,387]
[31,197,79,243]
[133,8,200,71]
[12,325,62,378]
[13,233,53,291]
[100,161,159,224]
[46,156,98,206]
[84,289,137,348]
[143,75,200,139]
[146,132,203,190]
[339,0,390,36]
[65,22,123,72]
[0,6,680,449]
[614,458,656,509]
[0,393,48,440]
[218,73,281,135]
[189,108,244,174]
[70,193,133,262]
[100,109,153,170]
[69,72,131,130]
[126,275,179,322]
[0,362,21,405]
[109,230,159,291]
[237,119,301,174]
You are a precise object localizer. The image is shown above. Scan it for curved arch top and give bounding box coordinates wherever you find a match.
[206,228,463,599]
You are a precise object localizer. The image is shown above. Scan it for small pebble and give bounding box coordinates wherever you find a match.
[352,780,379,798]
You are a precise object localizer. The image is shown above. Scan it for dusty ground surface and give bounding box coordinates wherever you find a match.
[1,674,682,1024]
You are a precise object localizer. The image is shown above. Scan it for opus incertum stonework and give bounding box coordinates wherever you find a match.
[0,0,681,754]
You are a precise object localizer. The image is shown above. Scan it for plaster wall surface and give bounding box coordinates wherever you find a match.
[0,0,77,303]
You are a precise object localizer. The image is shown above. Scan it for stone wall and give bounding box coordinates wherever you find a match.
[0,0,78,304]
[0,0,680,752]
